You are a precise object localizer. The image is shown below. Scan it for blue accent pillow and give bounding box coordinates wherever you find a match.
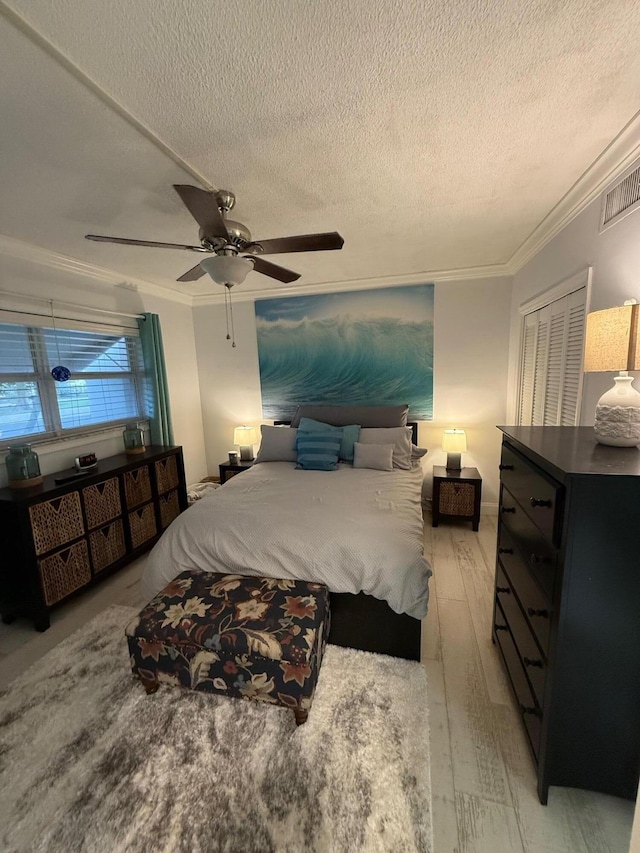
[297,417,361,462]
[295,428,343,471]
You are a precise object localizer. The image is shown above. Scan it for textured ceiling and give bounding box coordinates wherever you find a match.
[2,0,640,298]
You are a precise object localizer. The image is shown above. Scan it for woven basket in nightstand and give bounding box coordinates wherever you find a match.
[82,477,121,529]
[123,466,152,508]
[439,481,475,516]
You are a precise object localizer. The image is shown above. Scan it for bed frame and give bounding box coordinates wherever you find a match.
[275,420,423,661]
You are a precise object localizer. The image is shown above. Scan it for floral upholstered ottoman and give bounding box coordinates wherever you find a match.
[125,570,330,725]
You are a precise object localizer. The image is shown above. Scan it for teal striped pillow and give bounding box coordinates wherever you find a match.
[295,428,343,471]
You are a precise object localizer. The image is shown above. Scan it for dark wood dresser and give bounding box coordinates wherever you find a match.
[0,446,187,631]
[493,426,640,804]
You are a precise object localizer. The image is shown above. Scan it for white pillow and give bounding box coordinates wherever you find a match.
[353,442,394,471]
[358,427,413,470]
[254,425,297,463]
[411,444,428,460]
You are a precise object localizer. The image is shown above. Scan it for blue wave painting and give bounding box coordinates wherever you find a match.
[255,284,434,420]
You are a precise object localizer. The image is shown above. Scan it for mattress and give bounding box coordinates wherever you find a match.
[142,461,432,618]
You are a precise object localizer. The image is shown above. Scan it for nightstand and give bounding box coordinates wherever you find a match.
[432,466,482,531]
[218,459,254,484]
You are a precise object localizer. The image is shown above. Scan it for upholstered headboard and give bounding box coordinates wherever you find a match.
[274,406,418,444]
[289,403,409,429]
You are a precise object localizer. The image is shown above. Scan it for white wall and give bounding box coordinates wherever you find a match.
[193,276,512,506]
[0,254,207,487]
[508,198,640,423]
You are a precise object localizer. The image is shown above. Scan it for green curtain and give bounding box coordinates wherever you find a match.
[138,313,174,446]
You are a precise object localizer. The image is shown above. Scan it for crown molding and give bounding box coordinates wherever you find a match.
[0,234,193,305]
[191,261,512,306]
[508,110,640,275]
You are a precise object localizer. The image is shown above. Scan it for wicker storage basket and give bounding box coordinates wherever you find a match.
[29,492,84,556]
[439,481,475,517]
[123,465,152,509]
[89,519,126,573]
[155,455,179,495]
[128,503,157,549]
[159,489,180,529]
[82,477,121,529]
[38,539,91,606]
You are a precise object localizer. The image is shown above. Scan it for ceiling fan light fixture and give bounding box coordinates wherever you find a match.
[199,255,254,286]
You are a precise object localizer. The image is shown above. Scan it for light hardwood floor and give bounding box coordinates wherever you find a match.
[0,513,635,852]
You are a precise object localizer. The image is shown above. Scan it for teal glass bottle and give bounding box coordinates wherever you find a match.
[6,444,42,487]
[123,423,146,455]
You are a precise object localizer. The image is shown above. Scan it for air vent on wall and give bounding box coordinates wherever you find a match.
[600,161,640,232]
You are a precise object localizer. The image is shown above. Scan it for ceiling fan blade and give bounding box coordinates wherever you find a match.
[85,234,207,252]
[248,231,344,255]
[173,185,229,241]
[248,256,301,283]
[177,262,207,282]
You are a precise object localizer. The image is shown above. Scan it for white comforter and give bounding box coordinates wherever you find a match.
[142,461,432,618]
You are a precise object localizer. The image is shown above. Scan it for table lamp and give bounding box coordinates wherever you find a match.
[583,301,640,446]
[233,425,258,461]
[442,429,467,470]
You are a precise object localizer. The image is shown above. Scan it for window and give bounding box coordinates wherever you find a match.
[517,287,586,426]
[0,321,144,443]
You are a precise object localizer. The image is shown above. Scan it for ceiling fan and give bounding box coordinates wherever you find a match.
[85,184,344,286]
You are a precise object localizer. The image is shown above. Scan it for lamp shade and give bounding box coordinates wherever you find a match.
[200,255,254,286]
[584,304,640,373]
[442,429,467,452]
[584,303,640,447]
[233,426,258,446]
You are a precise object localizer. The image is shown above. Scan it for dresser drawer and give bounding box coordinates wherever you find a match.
[128,503,157,549]
[497,523,552,655]
[494,599,542,758]
[500,486,557,599]
[82,477,121,529]
[123,465,152,509]
[500,443,562,545]
[29,492,84,555]
[496,563,547,708]
[38,539,91,606]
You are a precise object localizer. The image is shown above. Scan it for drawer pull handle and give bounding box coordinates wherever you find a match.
[498,547,513,555]
[524,656,543,668]
[519,703,541,717]
[499,463,514,471]
[530,553,551,565]
[496,586,511,594]
[494,624,508,632]
[527,607,549,619]
[530,497,552,508]
[501,506,516,514]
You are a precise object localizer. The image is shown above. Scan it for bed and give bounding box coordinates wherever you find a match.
[142,405,432,660]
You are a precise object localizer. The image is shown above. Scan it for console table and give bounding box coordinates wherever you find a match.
[0,445,186,631]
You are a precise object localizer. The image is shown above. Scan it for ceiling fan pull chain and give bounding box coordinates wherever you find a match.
[227,284,236,348]
[224,285,231,341]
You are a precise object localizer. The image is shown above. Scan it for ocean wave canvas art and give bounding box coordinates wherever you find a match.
[255,284,434,420]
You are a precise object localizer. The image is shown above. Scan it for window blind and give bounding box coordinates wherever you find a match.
[517,288,586,427]
[0,321,144,443]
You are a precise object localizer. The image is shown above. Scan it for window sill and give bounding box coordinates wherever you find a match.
[1,421,150,459]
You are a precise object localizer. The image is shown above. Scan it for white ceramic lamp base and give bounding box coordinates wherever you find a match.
[594,374,640,447]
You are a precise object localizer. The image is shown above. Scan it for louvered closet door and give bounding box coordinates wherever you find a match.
[518,288,586,426]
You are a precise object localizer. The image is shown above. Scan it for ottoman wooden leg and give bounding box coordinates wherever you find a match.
[293,708,308,726]
[139,674,159,694]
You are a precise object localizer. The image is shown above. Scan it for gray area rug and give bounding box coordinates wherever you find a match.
[0,606,432,853]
